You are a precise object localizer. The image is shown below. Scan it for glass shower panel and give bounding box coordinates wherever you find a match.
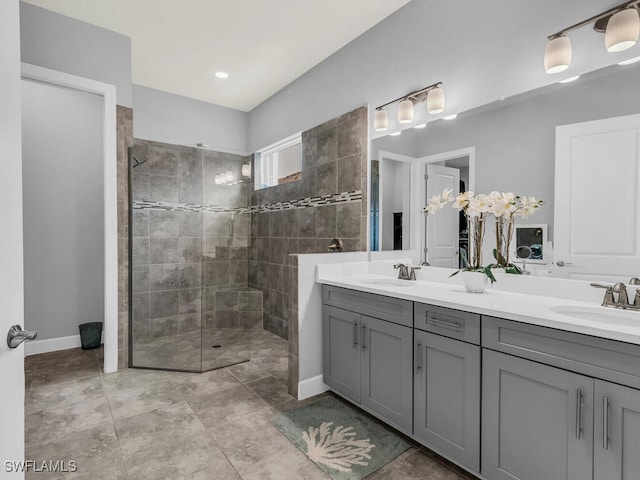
[201,149,254,371]
[130,142,202,371]
[129,140,256,372]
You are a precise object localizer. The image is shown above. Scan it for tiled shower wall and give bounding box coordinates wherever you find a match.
[117,106,133,369]
[249,106,368,344]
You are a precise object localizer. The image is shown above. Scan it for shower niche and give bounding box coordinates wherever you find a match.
[129,140,260,372]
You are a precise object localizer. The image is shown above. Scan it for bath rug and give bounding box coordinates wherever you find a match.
[271,395,410,480]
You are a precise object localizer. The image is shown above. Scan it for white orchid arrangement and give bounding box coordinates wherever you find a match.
[424,189,544,280]
[424,189,542,218]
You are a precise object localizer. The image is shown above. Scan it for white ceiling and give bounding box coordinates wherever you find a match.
[23,0,412,112]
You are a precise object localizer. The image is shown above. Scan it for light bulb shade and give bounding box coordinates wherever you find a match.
[426,87,445,114]
[242,163,251,177]
[544,36,572,74]
[606,8,640,52]
[397,99,414,123]
[374,109,389,132]
[225,170,233,182]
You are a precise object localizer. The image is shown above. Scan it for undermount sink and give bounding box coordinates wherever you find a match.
[550,305,640,325]
[359,277,414,288]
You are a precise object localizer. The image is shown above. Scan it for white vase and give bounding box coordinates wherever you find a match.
[462,271,488,293]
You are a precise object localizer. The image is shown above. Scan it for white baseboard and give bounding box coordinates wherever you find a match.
[298,375,330,400]
[24,334,104,356]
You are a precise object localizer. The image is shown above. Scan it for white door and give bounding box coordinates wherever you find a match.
[0,0,26,477]
[555,114,640,280]
[426,164,460,268]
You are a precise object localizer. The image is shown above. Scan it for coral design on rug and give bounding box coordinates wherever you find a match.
[302,421,375,472]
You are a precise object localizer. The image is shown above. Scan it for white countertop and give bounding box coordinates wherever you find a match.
[316,263,640,346]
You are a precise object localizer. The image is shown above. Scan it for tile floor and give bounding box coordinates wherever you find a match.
[25,329,471,480]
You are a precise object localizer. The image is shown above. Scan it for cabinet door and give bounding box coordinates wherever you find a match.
[360,316,413,433]
[482,350,593,480]
[323,306,361,402]
[594,380,640,480]
[414,331,480,472]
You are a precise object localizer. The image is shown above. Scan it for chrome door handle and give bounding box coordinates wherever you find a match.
[556,260,573,267]
[576,389,583,439]
[603,396,609,450]
[416,342,422,371]
[361,325,366,350]
[7,325,38,349]
[426,316,461,330]
[353,322,358,348]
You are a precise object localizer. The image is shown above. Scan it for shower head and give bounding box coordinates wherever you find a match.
[129,146,147,168]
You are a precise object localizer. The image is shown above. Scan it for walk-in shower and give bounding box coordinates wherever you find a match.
[128,141,260,372]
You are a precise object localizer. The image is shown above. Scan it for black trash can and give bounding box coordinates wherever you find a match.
[79,322,103,350]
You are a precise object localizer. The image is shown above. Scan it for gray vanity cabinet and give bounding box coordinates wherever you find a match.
[360,315,413,433]
[413,329,480,472]
[322,305,361,402]
[482,349,594,480]
[322,286,413,434]
[594,380,640,480]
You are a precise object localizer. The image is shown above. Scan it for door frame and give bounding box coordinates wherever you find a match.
[417,147,476,264]
[21,63,118,373]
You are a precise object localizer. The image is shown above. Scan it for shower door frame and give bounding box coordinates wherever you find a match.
[21,63,119,373]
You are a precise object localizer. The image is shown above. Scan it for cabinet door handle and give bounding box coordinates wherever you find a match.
[353,322,358,348]
[603,396,609,450]
[426,316,461,330]
[416,342,422,371]
[362,325,366,350]
[576,389,583,439]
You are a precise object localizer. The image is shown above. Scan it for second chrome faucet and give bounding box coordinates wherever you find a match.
[591,280,640,311]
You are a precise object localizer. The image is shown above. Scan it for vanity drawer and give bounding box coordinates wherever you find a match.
[414,303,480,345]
[483,316,640,389]
[322,285,413,328]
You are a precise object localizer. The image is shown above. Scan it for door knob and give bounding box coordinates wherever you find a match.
[556,260,573,267]
[7,325,37,349]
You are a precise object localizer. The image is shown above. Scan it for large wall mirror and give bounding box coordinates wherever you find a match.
[370,61,640,280]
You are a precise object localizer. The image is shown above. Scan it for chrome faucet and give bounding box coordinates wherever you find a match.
[591,282,640,311]
[394,263,420,281]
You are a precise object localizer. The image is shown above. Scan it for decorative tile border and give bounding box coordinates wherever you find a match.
[133,190,362,214]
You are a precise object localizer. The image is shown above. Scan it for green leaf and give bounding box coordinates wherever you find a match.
[449,270,461,278]
[483,266,497,284]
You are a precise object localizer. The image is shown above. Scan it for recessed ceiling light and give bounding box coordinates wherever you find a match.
[559,75,580,83]
[443,113,458,120]
[414,123,427,129]
[214,71,229,79]
[390,131,402,136]
[618,55,640,65]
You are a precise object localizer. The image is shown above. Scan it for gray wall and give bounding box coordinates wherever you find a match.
[248,0,623,152]
[22,79,104,340]
[414,63,640,239]
[20,2,132,107]
[133,85,249,155]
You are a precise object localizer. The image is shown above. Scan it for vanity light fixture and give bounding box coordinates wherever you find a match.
[443,113,458,120]
[373,81,444,132]
[544,0,640,73]
[397,99,414,123]
[559,75,581,83]
[374,109,389,132]
[241,162,251,177]
[618,54,640,64]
